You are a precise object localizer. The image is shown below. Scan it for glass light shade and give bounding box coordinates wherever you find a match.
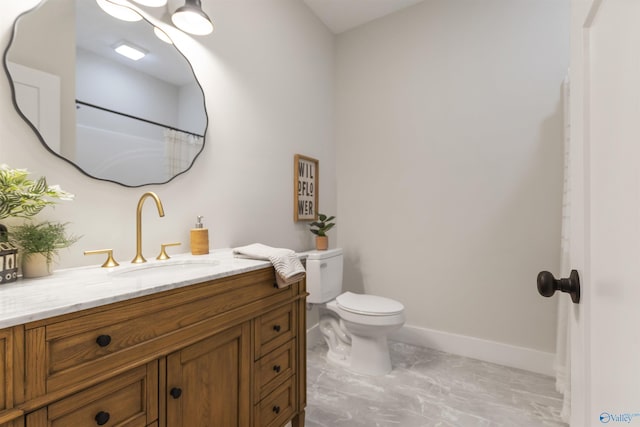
[131,0,167,6]
[153,26,173,44]
[96,0,142,22]
[171,0,213,36]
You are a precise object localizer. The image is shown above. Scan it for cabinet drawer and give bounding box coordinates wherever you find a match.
[254,375,296,427]
[39,362,157,427]
[254,304,296,360]
[255,339,296,401]
[37,268,290,392]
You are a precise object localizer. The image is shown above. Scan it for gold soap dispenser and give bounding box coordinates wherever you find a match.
[190,216,209,255]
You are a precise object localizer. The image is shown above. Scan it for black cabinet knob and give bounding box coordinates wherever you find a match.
[537,270,581,304]
[170,387,182,399]
[95,411,110,426]
[273,282,279,289]
[96,335,112,347]
[273,324,281,332]
[272,405,281,414]
[273,364,281,373]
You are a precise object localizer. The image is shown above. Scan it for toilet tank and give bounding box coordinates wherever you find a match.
[304,248,343,303]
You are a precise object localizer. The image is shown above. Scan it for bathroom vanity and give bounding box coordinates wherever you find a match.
[0,252,307,427]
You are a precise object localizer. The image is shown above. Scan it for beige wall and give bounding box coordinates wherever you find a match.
[0,0,335,267]
[335,0,569,352]
[1,0,569,355]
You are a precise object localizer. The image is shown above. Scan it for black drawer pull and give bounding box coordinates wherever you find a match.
[170,387,182,399]
[273,282,279,288]
[273,364,281,373]
[95,411,110,426]
[96,335,112,347]
[272,405,280,414]
[273,324,281,332]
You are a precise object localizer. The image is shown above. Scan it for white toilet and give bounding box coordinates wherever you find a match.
[305,248,405,375]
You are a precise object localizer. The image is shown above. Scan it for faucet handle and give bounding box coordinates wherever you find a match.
[84,249,120,268]
[157,242,181,260]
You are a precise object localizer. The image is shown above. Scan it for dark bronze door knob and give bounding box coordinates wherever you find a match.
[537,270,580,304]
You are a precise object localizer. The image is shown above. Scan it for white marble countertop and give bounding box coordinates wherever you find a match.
[0,249,273,329]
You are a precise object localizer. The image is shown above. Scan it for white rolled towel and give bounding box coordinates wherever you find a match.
[233,243,305,288]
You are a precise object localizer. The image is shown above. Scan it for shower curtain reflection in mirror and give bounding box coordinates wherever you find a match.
[76,102,203,186]
[165,128,204,177]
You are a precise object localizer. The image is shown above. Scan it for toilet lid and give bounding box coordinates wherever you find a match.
[336,292,404,316]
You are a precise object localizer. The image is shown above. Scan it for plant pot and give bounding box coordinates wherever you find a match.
[22,252,53,278]
[315,236,328,251]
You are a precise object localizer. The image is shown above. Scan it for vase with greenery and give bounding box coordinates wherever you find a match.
[310,213,336,250]
[0,165,75,280]
[0,164,74,241]
[10,222,80,278]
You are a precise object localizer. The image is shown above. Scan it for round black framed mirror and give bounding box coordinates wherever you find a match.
[3,0,208,187]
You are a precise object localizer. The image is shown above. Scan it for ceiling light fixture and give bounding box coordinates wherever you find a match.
[114,42,147,61]
[130,0,167,6]
[96,0,142,22]
[171,0,213,36]
[153,26,174,44]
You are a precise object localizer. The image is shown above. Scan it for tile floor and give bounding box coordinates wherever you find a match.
[304,341,568,427]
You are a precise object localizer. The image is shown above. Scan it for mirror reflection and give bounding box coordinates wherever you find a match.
[4,0,207,187]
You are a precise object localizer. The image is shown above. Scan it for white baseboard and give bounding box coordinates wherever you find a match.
[390,324,555,376]
[307,323,555,377]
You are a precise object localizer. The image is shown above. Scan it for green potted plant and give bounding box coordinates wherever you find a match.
[310,213,336,251]
[10,222,80,278]
[0,165,75,281]
[0,164,74,224]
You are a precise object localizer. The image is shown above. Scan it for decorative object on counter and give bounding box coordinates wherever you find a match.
[0,164,75,282]
[294,154,319,222]
[310,213,336,251]
[190,216,209,255]
[233,243,306,288]
[0,242,18,284]
[10,222,80,278]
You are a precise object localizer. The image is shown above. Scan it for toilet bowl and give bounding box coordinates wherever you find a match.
[305,249,405,375]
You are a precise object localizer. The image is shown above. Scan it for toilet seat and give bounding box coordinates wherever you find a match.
[336,292,404,316]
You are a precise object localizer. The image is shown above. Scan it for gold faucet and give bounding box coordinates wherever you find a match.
[132,192,165,263]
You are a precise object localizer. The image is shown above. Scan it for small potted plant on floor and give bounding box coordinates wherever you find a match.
[10,221,80,278]
[310,213,336,251]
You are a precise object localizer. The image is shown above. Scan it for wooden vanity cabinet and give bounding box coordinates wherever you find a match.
[26,362,157,427]
[14,267,307,427]
[166,322,251,427]
[0,326,25,427]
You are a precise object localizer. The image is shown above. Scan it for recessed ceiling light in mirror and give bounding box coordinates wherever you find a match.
[113,41,147,60]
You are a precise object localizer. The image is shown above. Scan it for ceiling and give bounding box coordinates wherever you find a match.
[303,0,425,34]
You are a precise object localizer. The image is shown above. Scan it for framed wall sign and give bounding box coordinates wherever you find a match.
[294,154,318,221]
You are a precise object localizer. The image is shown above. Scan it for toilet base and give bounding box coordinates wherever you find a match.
[318,304,402,376]
[348,334,392,375]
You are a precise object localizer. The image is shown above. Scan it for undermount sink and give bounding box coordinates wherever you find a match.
[110,258,221,278]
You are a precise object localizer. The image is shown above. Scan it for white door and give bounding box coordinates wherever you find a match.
[569,0,640,425]
[6,61,61,153]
